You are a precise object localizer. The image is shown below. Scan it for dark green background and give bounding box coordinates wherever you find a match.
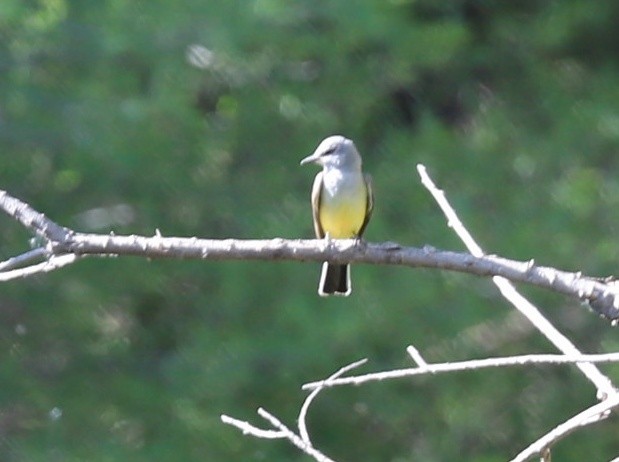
[2,1,619,460]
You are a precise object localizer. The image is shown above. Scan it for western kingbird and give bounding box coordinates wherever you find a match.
[300,135,373,296]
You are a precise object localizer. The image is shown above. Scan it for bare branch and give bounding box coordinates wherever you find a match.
[406,345,429,369]
[509,393,619,462]
[496,280,615,398]
[1,189,618,320]
[418,164,619,458]
[0,247,48,272]
[256,408,337,462]
[221,408,337,462]
[298,359,367,444]
[302,352,619,390]
[221,409,336,462]
[220,414,286,439]
[221,360,367,462]
[417,164,617,398]
[0,254,79,282]
[7,176,615,460]
[0,190,71,243]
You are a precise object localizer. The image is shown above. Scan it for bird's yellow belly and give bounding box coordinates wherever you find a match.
[319,196,366,238]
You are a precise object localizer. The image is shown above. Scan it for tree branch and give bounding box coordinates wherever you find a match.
[509,393,619,462]
[221,360,367,462]
[1,189,618,321]
[221,408,337,462]
[0,247,48,272]
[302,352,619,390]
[0,190,71,243]
[0,254,79,282]
[417,164,619,459]
[417,164,617,398]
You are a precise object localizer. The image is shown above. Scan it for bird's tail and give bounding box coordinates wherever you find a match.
[318,263,351,296]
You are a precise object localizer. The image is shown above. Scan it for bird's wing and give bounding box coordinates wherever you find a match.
[357,173,374,237]
[310,171,325,238]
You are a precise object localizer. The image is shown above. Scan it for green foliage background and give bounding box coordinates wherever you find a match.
[2,0,619,460]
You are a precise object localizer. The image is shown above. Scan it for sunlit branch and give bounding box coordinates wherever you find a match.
[298,359,367,444]
[1,189,618,321]
[302,352,619,390]
[0,254,79,282]
[221,360,367,462]
[417,164,617,399]
[0,247,48,272]
[221,407,337,462]
[509,393,619,462]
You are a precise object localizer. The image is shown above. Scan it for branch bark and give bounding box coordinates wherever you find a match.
[302,352,619,390]
[509,394,619,462]
[1,189,618,320]
[221,360,367,462]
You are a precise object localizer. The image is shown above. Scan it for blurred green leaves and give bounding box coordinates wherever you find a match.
[2,1,619,461]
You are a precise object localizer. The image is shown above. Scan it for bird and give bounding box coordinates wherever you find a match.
[300,135,373,296]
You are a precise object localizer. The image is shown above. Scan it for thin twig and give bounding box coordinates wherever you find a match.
[0,254,79,282]
[302,352,619,390]
[220,414,285,439]
[256,408,337,462]
[0,247,48,271]
[417,164,617,399]
[298,359,368,444]
[221,409,337,462]
[221,408,337,462]
[221,360,368,462]
[406,345,429,369]
[509,393,619,462]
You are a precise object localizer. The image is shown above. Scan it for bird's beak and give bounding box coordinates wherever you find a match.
[300,152,320,166]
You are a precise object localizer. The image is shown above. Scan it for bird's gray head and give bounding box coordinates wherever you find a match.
[300,135,361,170]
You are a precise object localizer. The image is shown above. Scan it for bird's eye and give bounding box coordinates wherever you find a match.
[322,147,336,156]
